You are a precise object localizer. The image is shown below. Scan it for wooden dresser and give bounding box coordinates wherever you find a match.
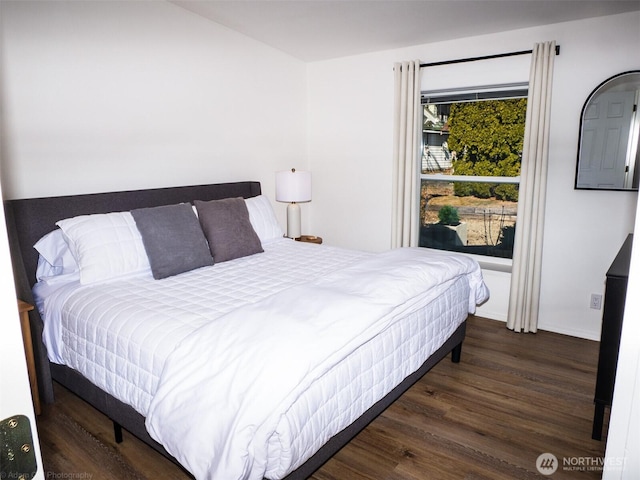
[592,234,632,440]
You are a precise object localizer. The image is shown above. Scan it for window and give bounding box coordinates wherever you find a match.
[419,85,527,259]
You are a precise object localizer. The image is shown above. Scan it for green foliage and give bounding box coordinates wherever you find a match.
[495,184,519,201]
[448,99,526,202]
[438,205,460,225]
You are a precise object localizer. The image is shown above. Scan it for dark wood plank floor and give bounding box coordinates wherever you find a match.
[36,316,607,479]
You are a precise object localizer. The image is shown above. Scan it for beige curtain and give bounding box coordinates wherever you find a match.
[507,41,556,333]
[391,60,422,248]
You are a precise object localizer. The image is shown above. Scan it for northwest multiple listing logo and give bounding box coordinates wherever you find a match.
[536,453,559,475]
[536,453,625,475]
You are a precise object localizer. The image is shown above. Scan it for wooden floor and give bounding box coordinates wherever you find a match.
[36,316,608,479]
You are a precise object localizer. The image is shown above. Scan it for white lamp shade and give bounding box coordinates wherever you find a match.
[276,169,312,203]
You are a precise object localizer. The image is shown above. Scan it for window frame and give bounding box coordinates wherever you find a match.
[419,84,528,266]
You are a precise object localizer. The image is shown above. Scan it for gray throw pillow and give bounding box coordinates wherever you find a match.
[131,203,214,279]
[194,197,264,263]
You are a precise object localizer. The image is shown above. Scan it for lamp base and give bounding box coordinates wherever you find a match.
[286,203,301,239]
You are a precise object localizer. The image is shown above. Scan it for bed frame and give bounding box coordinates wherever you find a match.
[4,181,466,480]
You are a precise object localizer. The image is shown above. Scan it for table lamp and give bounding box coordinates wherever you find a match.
[276,168,311,239]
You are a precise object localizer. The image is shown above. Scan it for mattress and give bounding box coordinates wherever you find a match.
[34,238,487,480]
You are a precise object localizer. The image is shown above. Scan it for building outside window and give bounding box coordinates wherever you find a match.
[419,85,527,259]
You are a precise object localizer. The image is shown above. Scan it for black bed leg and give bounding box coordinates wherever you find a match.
[113,421,123,444]
[451,342,462,363]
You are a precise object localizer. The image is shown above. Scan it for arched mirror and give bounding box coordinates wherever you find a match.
[575,71,640,191]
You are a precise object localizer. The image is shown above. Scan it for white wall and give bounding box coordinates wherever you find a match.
[307,12,640,339]
[0,0,308,228]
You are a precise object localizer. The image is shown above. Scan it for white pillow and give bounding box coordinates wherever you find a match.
[245,195,284,243]
[56,211,151,285]
[34,229,79,281]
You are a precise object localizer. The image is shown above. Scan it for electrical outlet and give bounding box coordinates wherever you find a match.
[590,293,603,310]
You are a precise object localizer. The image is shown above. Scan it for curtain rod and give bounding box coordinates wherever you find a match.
[420,45,560,68]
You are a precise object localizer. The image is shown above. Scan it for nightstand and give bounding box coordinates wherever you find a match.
[18,300,41,415]
[295,235,323,245]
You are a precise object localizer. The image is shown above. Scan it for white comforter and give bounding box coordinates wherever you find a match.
[145,247,488,480]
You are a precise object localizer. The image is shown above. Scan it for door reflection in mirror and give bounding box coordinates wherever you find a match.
[576,71,640,191]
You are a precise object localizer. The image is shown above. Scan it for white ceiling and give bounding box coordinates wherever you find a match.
[170,0,640,62]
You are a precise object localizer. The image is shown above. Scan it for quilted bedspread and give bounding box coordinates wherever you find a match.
[145,247,488,480]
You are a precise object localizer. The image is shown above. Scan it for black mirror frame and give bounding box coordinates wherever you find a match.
[575,70,640,192]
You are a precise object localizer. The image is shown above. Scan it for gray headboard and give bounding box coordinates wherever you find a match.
[3,181,261,403]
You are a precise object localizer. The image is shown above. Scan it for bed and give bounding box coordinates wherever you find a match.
[4,181,489,480]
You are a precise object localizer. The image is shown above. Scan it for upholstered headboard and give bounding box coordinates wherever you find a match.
[3,181,261,403]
